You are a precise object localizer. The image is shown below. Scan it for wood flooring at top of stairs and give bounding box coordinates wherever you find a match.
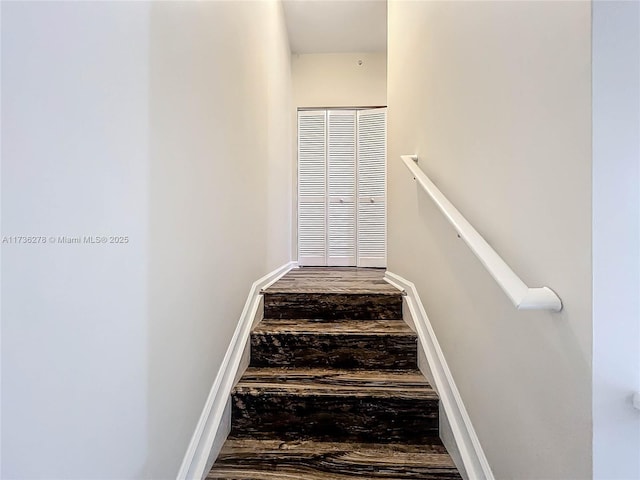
[265,267,399,295]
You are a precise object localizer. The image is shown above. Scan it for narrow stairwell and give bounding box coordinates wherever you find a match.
[208,267,462,479]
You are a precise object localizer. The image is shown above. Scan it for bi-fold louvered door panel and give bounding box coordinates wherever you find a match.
[298,108,386,267]
[357,109,387,268]
[327,110,357,266]
[298,110,327,266]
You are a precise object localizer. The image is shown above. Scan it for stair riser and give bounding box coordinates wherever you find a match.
[250,334,418,369]
[263,293,403,320]
[230,394,439,444]
[209,463,460,480]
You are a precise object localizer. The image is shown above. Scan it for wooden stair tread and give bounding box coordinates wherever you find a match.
[208,439,462,479]
[234,367,436,399]
[211,267,462,478]
[254,318,415,335]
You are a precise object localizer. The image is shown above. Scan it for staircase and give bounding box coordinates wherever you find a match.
[208,267,462,479]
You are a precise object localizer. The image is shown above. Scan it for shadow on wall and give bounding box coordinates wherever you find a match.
[141,1,292,478]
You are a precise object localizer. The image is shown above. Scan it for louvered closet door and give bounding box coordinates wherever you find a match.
[357,108,387,267]
[298,110,327,266]
[327,110,357,266]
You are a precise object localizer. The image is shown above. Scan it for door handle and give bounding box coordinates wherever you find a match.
[370,197,375,203]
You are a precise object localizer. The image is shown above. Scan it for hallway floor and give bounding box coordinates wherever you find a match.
[266,267,396,295]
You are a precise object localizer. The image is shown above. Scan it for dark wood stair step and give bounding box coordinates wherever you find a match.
[211,268,462,479]
[230,368,439,443]
[263,292,403,320]
[207,439,462,479]
[251,319,418,369]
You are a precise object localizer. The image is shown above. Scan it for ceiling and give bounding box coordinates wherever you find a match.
[282,0,387,54]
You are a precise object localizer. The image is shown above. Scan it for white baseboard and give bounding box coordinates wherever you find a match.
[384,271,495,480]
[176,261,298,480]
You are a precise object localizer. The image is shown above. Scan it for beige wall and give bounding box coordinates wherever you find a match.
[292,52,387,108]
[146,1,292,477]
[1,1,292,478]
[387,1,592,479]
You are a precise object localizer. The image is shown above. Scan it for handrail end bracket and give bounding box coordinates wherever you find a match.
[517,287,563,312]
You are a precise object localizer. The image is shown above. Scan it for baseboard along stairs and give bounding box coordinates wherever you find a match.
[206,267,463,479]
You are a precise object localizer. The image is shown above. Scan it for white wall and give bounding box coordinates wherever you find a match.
[292,52,386,108]
[2,3,150,478]
[592,2,640,478]
[1,1,292,478]
[387,2,592,479]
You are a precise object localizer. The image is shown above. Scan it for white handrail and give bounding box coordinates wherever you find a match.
[400,154,562,311]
